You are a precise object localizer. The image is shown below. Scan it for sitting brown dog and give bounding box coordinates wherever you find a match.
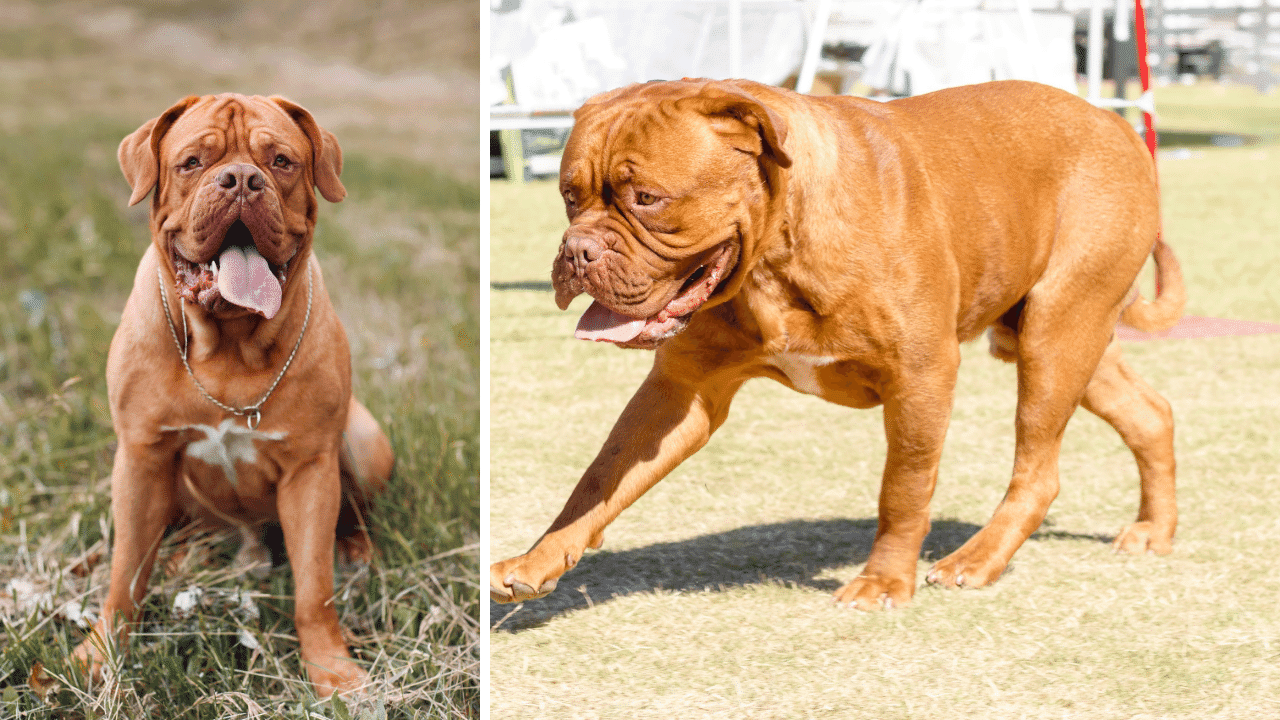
[491,79,1184,610]
[72,94,394,696]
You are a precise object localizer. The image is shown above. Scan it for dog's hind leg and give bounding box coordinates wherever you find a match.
[1080,341,1176,554]
[336,397,393,564]
[232,524,272,578]
[332,397,391,561]
[340,397,394,496]
[928,275,1123,588]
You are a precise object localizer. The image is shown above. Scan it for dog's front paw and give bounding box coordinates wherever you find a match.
[69,638,105,682]
[832,571,915,610]
[489,544,581,603]
[1113,521,1173,555]
[69,620,121,683]
[307,656,368,699]
[926,543,1008,588]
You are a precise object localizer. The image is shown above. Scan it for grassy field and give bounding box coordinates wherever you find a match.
[1,2,478,718]
[488,83,1280,718]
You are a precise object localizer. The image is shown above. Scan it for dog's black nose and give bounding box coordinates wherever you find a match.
[216,164,265,194]
[564,230,605,271]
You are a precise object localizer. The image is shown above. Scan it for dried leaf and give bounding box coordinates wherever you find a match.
[27,661,59,705]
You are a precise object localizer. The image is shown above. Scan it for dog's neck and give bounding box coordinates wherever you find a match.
[163,252,314,371]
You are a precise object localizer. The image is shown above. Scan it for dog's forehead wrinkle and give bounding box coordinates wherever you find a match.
[230,102,250,155]
[559,168,575,194]
[249,128,305,166]
[599,104,650,182]
[162,129,224,167]
[211,96,278,158]
[186,131,219,154]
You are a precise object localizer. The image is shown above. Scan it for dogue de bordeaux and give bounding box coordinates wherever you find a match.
[490,79,1184,610]
[72,94,394,696]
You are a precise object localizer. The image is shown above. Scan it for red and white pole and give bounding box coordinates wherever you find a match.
[1134,0,1158,160]
[1133,0,1166,295]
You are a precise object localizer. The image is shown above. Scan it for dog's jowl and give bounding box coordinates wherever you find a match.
[491,79,1184,610]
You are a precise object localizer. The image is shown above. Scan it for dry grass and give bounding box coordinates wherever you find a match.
[1,1,478,717]
[488,85,1280,718]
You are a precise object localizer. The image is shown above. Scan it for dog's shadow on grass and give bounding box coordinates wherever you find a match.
[491,518,1112,632]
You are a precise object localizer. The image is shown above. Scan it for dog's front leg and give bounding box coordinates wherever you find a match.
[72,444,177,678]
[490,355,743,603]
[277,452,367,697]
[833,349,959,610]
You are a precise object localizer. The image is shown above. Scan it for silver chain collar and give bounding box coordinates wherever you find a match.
[157,263,312,430]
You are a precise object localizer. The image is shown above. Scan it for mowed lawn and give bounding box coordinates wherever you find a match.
[1,3,478,718]
[489,84,1280,718]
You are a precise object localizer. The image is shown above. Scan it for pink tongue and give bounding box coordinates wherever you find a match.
[575,300,647,342]
[217,245,282,319]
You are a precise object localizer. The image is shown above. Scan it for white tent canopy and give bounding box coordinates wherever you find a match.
[490,0,1088,112]
[858,1,1078,96]
[491,0,810,110]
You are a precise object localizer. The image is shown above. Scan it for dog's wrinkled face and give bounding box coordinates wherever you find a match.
[552,81,790,348]
[120,94,344,319]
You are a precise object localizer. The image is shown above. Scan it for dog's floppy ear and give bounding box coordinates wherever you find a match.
[271,96,346,203]
[676,83,792,169]
[118,96,200,207]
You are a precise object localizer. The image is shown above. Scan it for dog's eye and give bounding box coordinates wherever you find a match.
[182,156,200,170]
[273,155,290,169]
[635,191,659,206]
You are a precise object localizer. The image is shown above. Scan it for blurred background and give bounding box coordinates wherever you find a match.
[490,0,1280,180]
[1,1,478,717]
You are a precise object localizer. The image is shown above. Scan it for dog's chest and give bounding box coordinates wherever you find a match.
[164,419,287,492]
[764,352,882,408]
[768,353,836,395]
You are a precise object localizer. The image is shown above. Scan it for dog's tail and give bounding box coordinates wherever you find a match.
[1120,237,1185,333]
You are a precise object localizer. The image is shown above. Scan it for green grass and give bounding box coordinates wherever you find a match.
[1154,82,1280,138]
[489,84,1280,718]
[1,3,477,718]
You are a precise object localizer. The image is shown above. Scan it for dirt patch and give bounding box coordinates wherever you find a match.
[1118,315,1280,341]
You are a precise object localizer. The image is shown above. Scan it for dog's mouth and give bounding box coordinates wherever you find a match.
[574,242,734,347]
[173,220,288,319]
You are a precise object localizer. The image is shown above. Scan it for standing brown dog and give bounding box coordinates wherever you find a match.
[490,79,1184,610]
[72,94,394,696]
